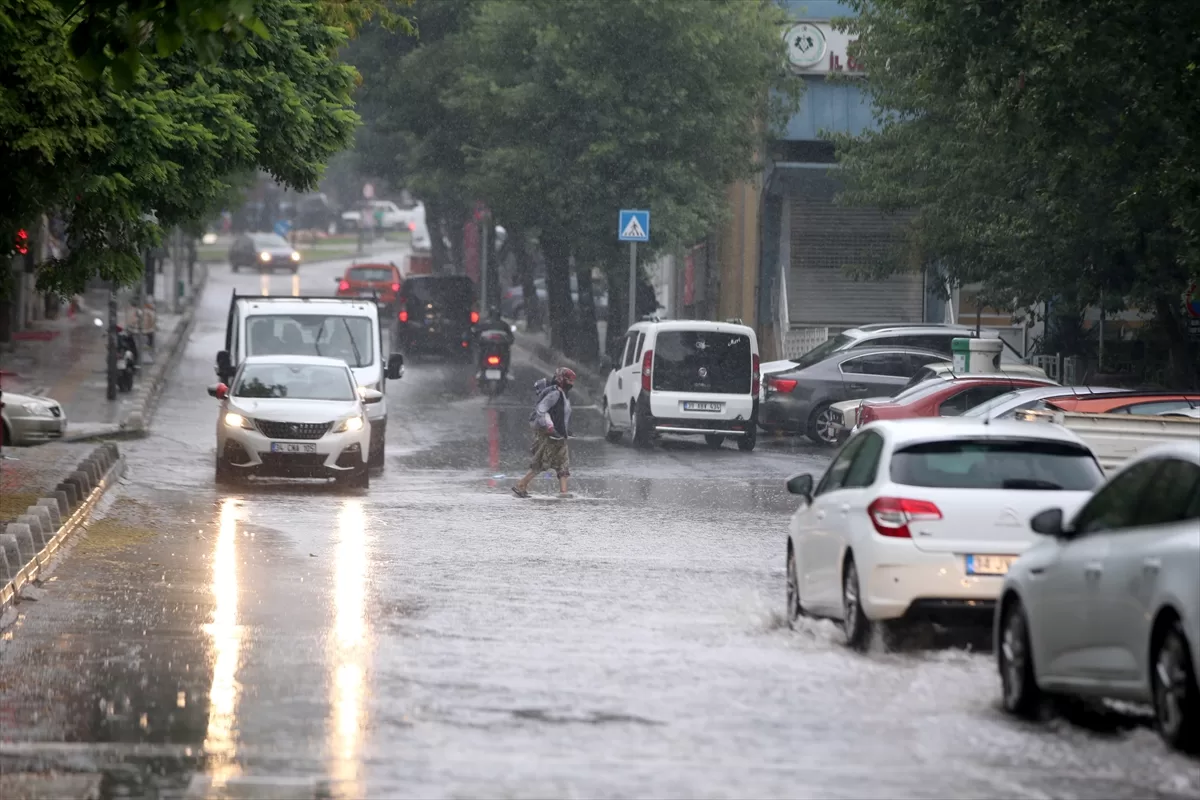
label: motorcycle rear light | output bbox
[391,282,400,292]
[867,497,942,539]
[470,311,480,324]
[462,341,469,348]
[398,310,408,322]
[486,355,501,365]
[338,280,350,292]
[641,349,653,392]
[771,378,798,393]
[752,354,761,396]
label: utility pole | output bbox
[627,241,638,329]
[479,213,488,314]
[106,281,118,401]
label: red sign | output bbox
[829,53,865,73]
[1186,282,1200,319]
[14,229,28,255]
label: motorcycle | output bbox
[94,318,140,393]
[476,329,513,398]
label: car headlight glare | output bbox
[335,414,364,433]
[290,251,301,262]
[22,402,55,417]
[224,412,252,429]
[259,251,271,262]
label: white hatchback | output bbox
[784,419,1105,649]
[209,356,379,489]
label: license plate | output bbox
[270,442,317,454]
[965,554,1017,575]
[683,401,723,412]
[485,369,502,379]
[358,290,375,298]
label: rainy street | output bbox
[2,249,1198,799]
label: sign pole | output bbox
[479,215,488,315]
[628,241,637,327]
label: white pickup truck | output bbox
[1014,408,1200,473]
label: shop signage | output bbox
[783,21,865,75]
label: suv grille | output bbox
[255,420,330,440]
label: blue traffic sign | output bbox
[274,219,292,237]
[618,209,650,242]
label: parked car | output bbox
[761,324,1025,386]
[335,262,402,312]
[229,232,301,273]
[339,200,422,232]
[602,320,760,451]
[1,391,66,446]
[784,419,1105,650]
[996,441,1200,753]
[961,385,1125,421]
[760,347,951,445]
[209,356,378,489]
[394,275,478,358]
[1041,391,1200,416]
[503,275,610,322]
[856,374,1058,427]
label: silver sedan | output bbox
[1,391,67,446]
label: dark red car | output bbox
[859,376,1056,425]
[335,262,402,310]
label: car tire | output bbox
[214,455,237,487]
[806,403,840,448]
[291,266,298,275]
[368,432,385,470]
[602,399,623,443]
[117,371,134,393]
[998,598,1042,718]
[704,433,724,449]
[737,424,757,452]
[1151,617,1200,754]
[786,542,805,628]
[2,419,16,448]
[841,557,872,652]
[341,464,370,491]
[631,403,653,449]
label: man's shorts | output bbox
[530,429,570,478]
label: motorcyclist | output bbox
[475,305,514,379]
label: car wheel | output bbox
[1151,618,1200,753]
[737,423,757,452]
[631,404,653,449]
[841,557,872,651]
[806,403,840,448]
[341,465,370,491]
[603,399,623,443]
[368,433,385,470]
[786,542,805,628]
[705,433,724,449]
[214,455,237,487]
[998,598,1042,718]
[2,419,16,448]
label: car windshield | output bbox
[788,333,853,370]
[349,267,394,282]
[233,363,356,401]
[652,331,752,394]
[245,314,374,368]
[890,439,1104,491]
[252,234,291,249]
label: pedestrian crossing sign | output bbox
[618,209,650,242]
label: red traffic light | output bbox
[14,229,28,255]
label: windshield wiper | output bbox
[341,317,364,367]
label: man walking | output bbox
[513,367,576,498]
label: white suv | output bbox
[602,321,760,451]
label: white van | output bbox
[602,320,760,451]
[216,293,404,469]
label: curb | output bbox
[62,264,209,443]
[513,333,606,400]
[0,442,126,610]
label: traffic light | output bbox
[14,229,28,256]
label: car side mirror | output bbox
[386,353,405,380]
[216,350,232,372]
[1030,508,1066,537]
[786,473,814,500]
[208,383,228,400]
[360,388,384,404]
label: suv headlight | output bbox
[259,251,271,262]
[224,412,253,429]
[334,414,364,433]
[23,403,55,417]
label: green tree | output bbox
[835,0,1200,385]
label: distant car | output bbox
[229,232,301,273]
[1,391,66,446]
[761,324,1026,386]
[996,441,1200,754]
[961,385,1125,421]
[209,355,378,489]
[784,419,1105,650]
[760,347,951,445]
[340,200,423,232]
[394,275,478,358]
[335,262,402,312]
[1043,392,1200,416]
[857,374,1058,427]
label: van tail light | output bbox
[641,349,653,392]
[486,355,501,366]
[391,282,401,292]
[398,310,408,322]
[770,377,798,394]
[338,280,350,292]
[752,354,761,396]
[470,310,480,324]
[867,497,942,538]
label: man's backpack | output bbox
[529,378,559,427]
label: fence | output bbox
[1032,353,1082,385]
[782,327,830,360]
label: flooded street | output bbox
[2,254,1198,799]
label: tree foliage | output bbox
[835,0,1200,383]
[2,0,362,295]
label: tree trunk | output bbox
[574,262,600,361]
[1153,293,1200,389]
[512,228,542,331]
[604,243,629,358]
[446,205,467,274]
[542,232,574,355]
[427,198,451,274]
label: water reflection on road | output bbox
[203,498,243,784]
[330,499,369,798]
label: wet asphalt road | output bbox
[2,253,1199,799]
